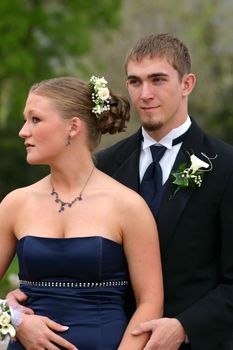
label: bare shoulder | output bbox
[98,170,149,213]
[0,177,48,210]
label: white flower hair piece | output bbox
[89,75,111,117]
[0,299,16,340]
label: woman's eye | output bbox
[32,116,40,124]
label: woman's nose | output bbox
[19,122,30,139]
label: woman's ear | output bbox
[69,117,82,137]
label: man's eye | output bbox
[32,116,40,124]
[152,77,166,84]
[128,79,140,86]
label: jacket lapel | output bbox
[112,129,142,192]
[157,120,205,254]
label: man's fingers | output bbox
[7,289,28,303]
[132,320,157,335]
[17,304,34,315]
[142,337,157,350]
[6,289,34,315]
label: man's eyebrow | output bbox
[148,72,168,78]
[127,75,140,80]
[127,72,168,80]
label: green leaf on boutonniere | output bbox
[170,152,217,198]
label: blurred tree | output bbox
[0,0,122,198]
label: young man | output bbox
[96,33,233,349]
[7,33,233,349]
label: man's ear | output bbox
[69,117,82,137]
[182,73,196,97]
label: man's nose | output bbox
[140,82,154,100]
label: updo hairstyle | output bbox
[29,77,130,151]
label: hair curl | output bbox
[29,77,130,151]
[97,92,130,135]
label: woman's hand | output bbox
[16,314,78,350]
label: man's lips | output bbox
[141,105,160,111]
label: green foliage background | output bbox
[0,0,122,199]
[0,0,232,297]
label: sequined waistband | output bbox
[19,279,129,288]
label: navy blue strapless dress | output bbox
[8,236,130,350]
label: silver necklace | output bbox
[50,166,95,213]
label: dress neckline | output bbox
[18,235,122,247]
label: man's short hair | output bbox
[124,33,191,80]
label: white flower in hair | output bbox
[98,87,110,100]
[89,75,111,116]
[95,77,107,86]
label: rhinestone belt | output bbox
[19,279,129,288]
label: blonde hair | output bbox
[30,77,130,151]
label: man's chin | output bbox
[142,121,163,132]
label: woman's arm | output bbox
[0,192,19,281]
[117,191,164,349]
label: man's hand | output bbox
[16,314,78,350]
[132,317,186,350]
[6,288,34,315]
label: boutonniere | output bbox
[171,152,217,197]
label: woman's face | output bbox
[19,92,70,165]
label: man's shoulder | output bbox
[192,118,233,158]
[94,129,141,173]
[96,129,141,160]
[204,132,233,157]
[202,133,233,181]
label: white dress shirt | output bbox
[139,116,192,184]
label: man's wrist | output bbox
[173,318,187,344]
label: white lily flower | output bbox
[189,154,209,173]
[1,323,16,337]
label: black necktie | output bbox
[140,131,189,216]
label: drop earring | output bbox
[66,135,71,146]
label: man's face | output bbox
[126,56,193,139]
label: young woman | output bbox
[0,76,163,350]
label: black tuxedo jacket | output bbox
[95,120,233,350]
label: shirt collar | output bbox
[141,116,191,150]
